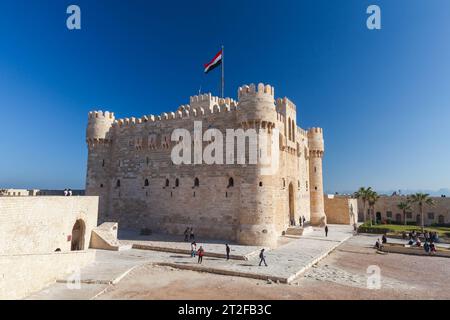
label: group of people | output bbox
[63,189,73,196]
[374,234,388,250]
[402,230,440,243]
[183,227,195,242]
[405,230,438,254]
[290,216,307,227]
[188,242,268,267]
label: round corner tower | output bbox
[235,83,278,248]
[307,127,327,226]
[86,110,115,221]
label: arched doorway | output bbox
[71,219,86,251]
[376,212,382,223]
[288,183,295,226]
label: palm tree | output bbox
[410,193,435,233]
[353,187,372,223]
[397,200,411,225]
[367,190,380,226]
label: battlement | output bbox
[88,110,115,120]
[238,83,274,100]
[308,127,323,135]
[276,97,296,112]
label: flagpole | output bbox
[221,45,224,98]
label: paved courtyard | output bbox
[27,224,352,299]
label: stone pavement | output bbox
[118,229,263,260]
[27,224,353,299]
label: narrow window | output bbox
[259,181,263,187]
[144,179,149,187]
[116,180,121,188]
[175,178,179,187]
[228,177,234,188]
[165,179,169,187]
[194,177,199,187]
[100,184,104,188]
[102,159,105,167]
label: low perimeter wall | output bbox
[0,250,96,300]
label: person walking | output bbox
[183,228,189,242]
[258,249,268,267]
[191,241,197,257]
[302,216,306,226]
[68,189,73,196]
[197,246,204,264]
[325,225,329,237]
[189,228,195,241]
[225,244,230,260]
[64,189,68,196]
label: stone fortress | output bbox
[86,83,327,247]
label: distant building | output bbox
[0,189,85,196]
[357,195,450,225]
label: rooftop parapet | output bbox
[86,110,115,143]
[238,83,274,100]
[307,127,324,153]
[276,97,297,113]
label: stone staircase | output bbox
[90,222,131,251]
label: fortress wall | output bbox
[0,197,98,255]
[324,195,358,225]
[0,250,95,300]
[89,103,243,240]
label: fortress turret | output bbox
[86,110,115,145]
[308,127,327,226]
[237,83,277,127]
[85,110,115,221]
[235,83,278,248]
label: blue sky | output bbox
[0,0,449,193]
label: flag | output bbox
[204,49,223,74]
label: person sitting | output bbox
[375,239,383,251]
[382,234,387,244]
[416,238,422,247]
[408,239,414,245]
[424,241,430,254]
[430,242,436,254]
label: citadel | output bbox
[86,83,327,247]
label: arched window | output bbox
[194,177,199,187]
[175,178,179,187]
[100,184,104,188]
[298,180,300,189]
[116,180,121,188]
[292,120,295,141]
[102,159,105,167]
[306,181,309,191]
[288,118,292,141]
[259,181,263,187]
[144,179,149,187]
[228,177,234,188]
[165,179,169,187]
[282,178,286,188]
[438,215,445,224]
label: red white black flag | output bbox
[204,49,223,74]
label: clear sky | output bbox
[1,0,449,194]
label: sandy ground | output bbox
[97,235,450,300]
